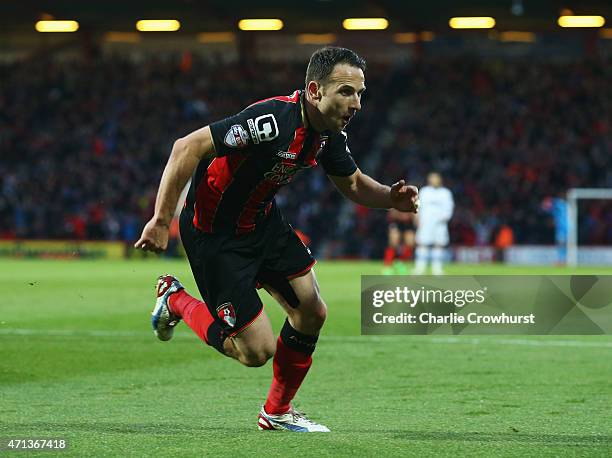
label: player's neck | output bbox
[302,96,327,133]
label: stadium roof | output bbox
[2,0,611,33]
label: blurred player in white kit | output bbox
[414,172,454,275]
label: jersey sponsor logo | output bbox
[246,118,260,144]
[276,150,297,160]
[264,161,310,185]
[216,302,236,328]
[251,114,278,142]
[223,124,250,149]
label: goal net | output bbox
[567,188,612,267]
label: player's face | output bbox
[319,64,366,133]
[428,173,442,187]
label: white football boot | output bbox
[258,406,330,432]
[151,274,184,341]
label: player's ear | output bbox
[307,80,322,102]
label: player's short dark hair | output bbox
[305,47,366,87]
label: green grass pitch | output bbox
[1,259,611,456]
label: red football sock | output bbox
[169,290,215,345]
[400,245,413,260]
[384,246,395,265]
[264,337,312,414]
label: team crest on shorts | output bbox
[216,302,236,328]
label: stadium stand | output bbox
[1,53,610,257]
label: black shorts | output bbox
[389,221,416,232]
[179,203,315,337]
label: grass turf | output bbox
[1,259,611,457]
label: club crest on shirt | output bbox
[224,124,249,149]
[216,302,236,328]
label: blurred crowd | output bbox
[352,56,612,256]
[0,52,610,257]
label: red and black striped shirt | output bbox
[185,90,357,234]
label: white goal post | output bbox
[567,188,612,267]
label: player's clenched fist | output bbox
[390,179,419,213]
[134,219,169,253]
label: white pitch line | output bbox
[0,328,611,348]
[0,328,151,338]
[369,336,612,348]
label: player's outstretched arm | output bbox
[135,126,216,252]
[329,169,419,213]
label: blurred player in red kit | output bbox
[383,208,416,275]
